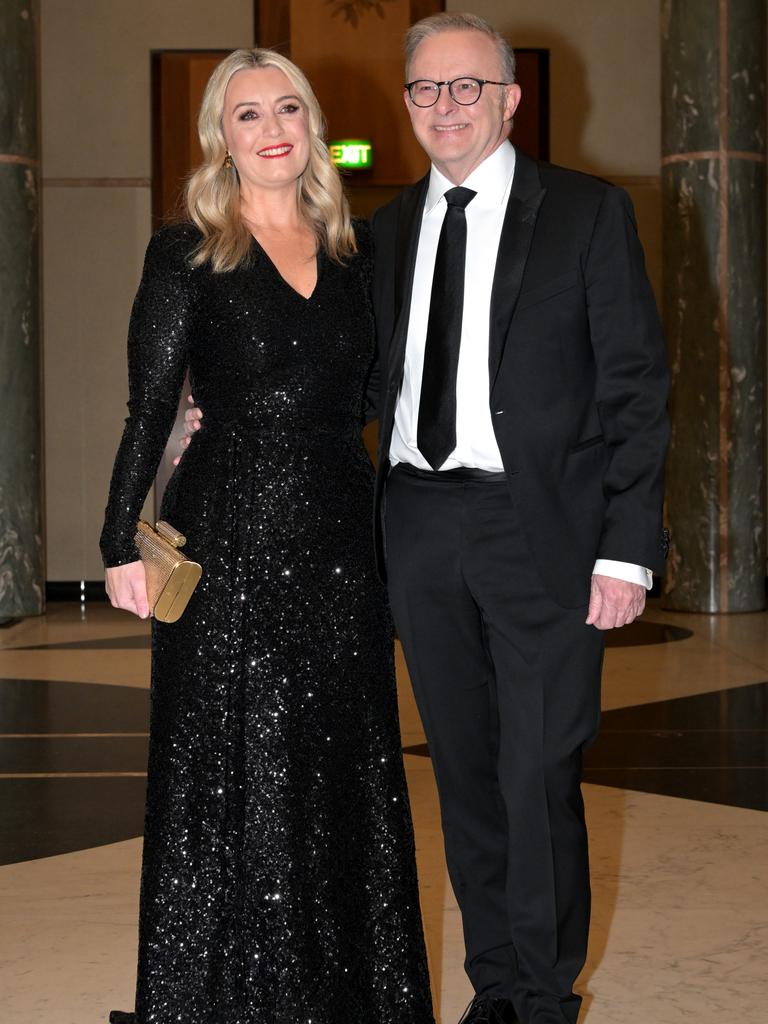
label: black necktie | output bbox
[417,186,477,470]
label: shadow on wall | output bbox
[501,21,605,178]
[501,21,665,330]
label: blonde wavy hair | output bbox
[186,48,356,272]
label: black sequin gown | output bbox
[100,223,434,1024]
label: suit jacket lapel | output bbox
[489,149,546,391]
[388,175,429,388]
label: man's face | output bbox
[404,29,521,185]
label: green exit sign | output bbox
[329,139,373,170]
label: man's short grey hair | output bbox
[404,12,516,84]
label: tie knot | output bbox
[444,186,476,210]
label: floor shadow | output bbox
[577,784,627,1019]
[405,756,447,1021]
[396,639,447,1020]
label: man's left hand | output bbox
[586,574,646,630]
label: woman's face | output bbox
[222,66,311,195]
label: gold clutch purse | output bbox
[134,520,203,623]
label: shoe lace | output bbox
[457,995,513,1024]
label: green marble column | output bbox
[0,0,43,619]
[661,0,766,612]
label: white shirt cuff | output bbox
[592,559,653,590]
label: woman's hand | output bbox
[105,561,151,619]
[173,394,203,466]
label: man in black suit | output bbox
[367,12,669,1024]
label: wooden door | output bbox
[151,50,231,226]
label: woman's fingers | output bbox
[131,569,150,619]
[105,561,150,619]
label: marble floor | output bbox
[1,600,766,1023]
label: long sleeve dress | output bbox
[100,222,434,1024]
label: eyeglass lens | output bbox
[409,78,483,106]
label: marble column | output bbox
[0,0,44,619]
[661,0,766,612]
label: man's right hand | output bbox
[105,561,150,619]
[173,394,203,466]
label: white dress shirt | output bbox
[389,141,652,590]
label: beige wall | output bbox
[41,0,664,582]
[462,0,661,175]
[454,0,663,296]
[41,0,253,581]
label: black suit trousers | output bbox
[385,466,605,1024]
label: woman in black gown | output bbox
[101,48,433,1024]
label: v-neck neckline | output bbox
[250,235,321,303]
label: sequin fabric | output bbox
[100,223,434,1024]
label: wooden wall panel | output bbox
[151,51,230,225]
[289,0,433,186]
[151,51,229,502]
[254,0,291,52]
[256,4,546,188]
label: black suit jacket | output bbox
[367,147,669,608]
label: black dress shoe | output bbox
[458,995,519,1023]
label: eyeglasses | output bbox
[404,77,511,107]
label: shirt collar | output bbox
[424,141,516,215]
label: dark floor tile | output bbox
[597,682,768,731]
[604,620,693,647]
[0,681,152,862]
[0,736,149,773]
[404,682,768,811]
[4,674,765,867]
[0,678,149,733]
[0,777,147,866]
[586,729,767,769]
[583,767,768,812]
